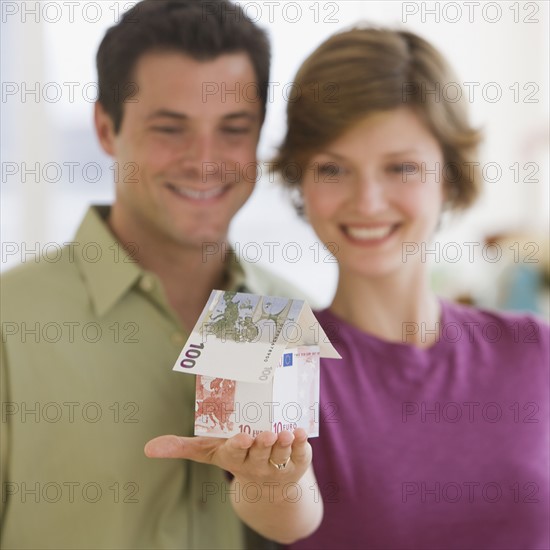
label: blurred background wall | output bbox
[1,1,548,317]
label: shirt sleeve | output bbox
[0,336,10,528]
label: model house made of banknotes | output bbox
[173,290,341,438]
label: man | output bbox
[0,1,316,548]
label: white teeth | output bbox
[345,226,393,240]
[169,184,227,200]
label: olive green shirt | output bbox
[0,206,308,549]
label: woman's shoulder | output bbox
[440,299,549,351]
[312,301,550,355]
[441,298,548,329]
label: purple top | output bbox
[290,300,549,550]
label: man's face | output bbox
[96,51,262,249]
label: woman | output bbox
[273,27,549,549]
[146,26,548,549]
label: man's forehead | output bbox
[125,51,261,120]
[134,50,258,84]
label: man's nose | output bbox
[196,133,219,162]
[181,133,220,179]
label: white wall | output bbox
[1,1,548,309]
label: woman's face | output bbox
[301,107,445,279]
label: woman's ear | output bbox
[94,101,116,156]
[291,185,307,222]
[441,177,458,211]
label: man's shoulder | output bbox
[2,249,83,312]
[3,246,78,282]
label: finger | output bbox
[144,435,192,459]
[244,431,277,467]
[227,432,255,451]
[221,432,255,468]
[289,428,311,466]
[269,431,294,469]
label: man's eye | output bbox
[222,127,250,135]
[152,127,183,134]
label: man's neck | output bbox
[107,206,230,332]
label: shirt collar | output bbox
[74,205,248,318]
[74,205,143,317]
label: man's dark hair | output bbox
[96,0,271,133]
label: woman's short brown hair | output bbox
[273,26,482,213]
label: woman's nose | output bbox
[352,175,388,215]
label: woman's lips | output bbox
[341,223,401,244]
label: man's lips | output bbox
[165,183,232,201]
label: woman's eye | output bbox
[388,163,418,177]
[318,163,344,177]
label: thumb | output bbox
[144,435,189,459]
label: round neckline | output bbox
[316,298,449,357]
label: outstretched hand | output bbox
[145,429,321,543]
[144,429,311,484]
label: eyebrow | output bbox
[320,148,423,160]
[146,110,188,121]
[146,110,258,122]
[321,150,347,160]
[222,111,258,122]
[383,149,423,157]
